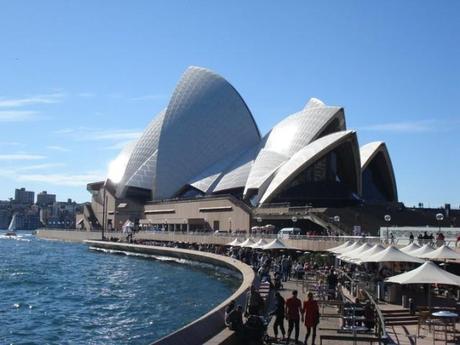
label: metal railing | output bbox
[337,269,389,341]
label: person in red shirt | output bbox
[285,290,302,344]
[302,292,320,345]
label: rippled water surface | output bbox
[0,231,238,345]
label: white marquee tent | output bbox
[333,241,361,255]
[421,245,460,260]
[339,243,373,262]
[250,239,268,249]
[386,261,460,286]
[262,239,287,250]
[238,238,255,247]
[399,242,421,254]
[361,245,424,264]
[326,241,353,254]
[226,238,241,246]
[408,244,435,258]
[354,244,385,263]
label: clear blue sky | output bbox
[0,1,459,206]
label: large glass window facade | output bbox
[362,152,395,202]
[271,143,359,206]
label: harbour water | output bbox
[0,231,238,345]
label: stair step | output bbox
[385,321,418,326]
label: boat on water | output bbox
[5,213,17,237]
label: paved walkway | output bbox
[265,278,380,345]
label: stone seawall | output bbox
[85,241,255,345]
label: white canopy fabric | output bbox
[238,238,255,247]
[422,245,460,260]
[386,261,460,286]
[327,240,353,253]
[227,238,241,246]
[399,242,421,254]
[409,244,435,258]
[333,241,361,255]
[362,245,424,263]
[354,244,385,263]
[262,239,287,250]
[250,239,268,249]
[339,243,373,262]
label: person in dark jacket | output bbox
[270,292,286,340]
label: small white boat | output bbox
[5,213,17,237]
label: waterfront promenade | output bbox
[36,229,380,251]
[36,230,460,344]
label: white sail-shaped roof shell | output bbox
[116,66,260,199]
[244,102,345,195]
[105,66,399,208]
[360,141,398,202]
[116,110,166,196]
[259,130,361,204]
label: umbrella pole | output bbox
[428,284,432,313]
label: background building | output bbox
[14,188,34,205]
[37,191,56,207]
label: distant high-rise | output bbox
[14,188,35,205]
[37,191,56,207]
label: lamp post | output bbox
[384,214,391,244]
[333,215,340,236]
[228,217,232,233]
[101,179,108,240]
[436,213,444,232]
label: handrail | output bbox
[362,289,388,341]
[337,269,388,341]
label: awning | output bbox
[326,240,353,254]
[386,261,460,286]
[421,245,460,260]
[361,245,424,263]
[262,239,287,250]
[408,244,435,258]
[399,242,421,254]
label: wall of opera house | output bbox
[140,196,251,232]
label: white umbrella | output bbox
[421,245,460,260]
[334,241,361,255]
[339,243,373,262]
[326,240,353,253]
[386,261,460,311]
[226,238,241,246]
[353,244,385,264]
[408,244,435,258]
[262,239,287,250]
[399,242,421,254]
[386,261,460,286]
[239,238,255,247]
[361,245,424,263]
[250,239,268,249]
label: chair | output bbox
[417,310,433,336]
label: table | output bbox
[432,311,458,344]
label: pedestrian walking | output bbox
[302,292,320,345]
[285,290,302,344]
[270,292,286,341]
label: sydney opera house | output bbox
[78,66,398,233]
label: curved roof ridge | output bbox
[259,130,361,204]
